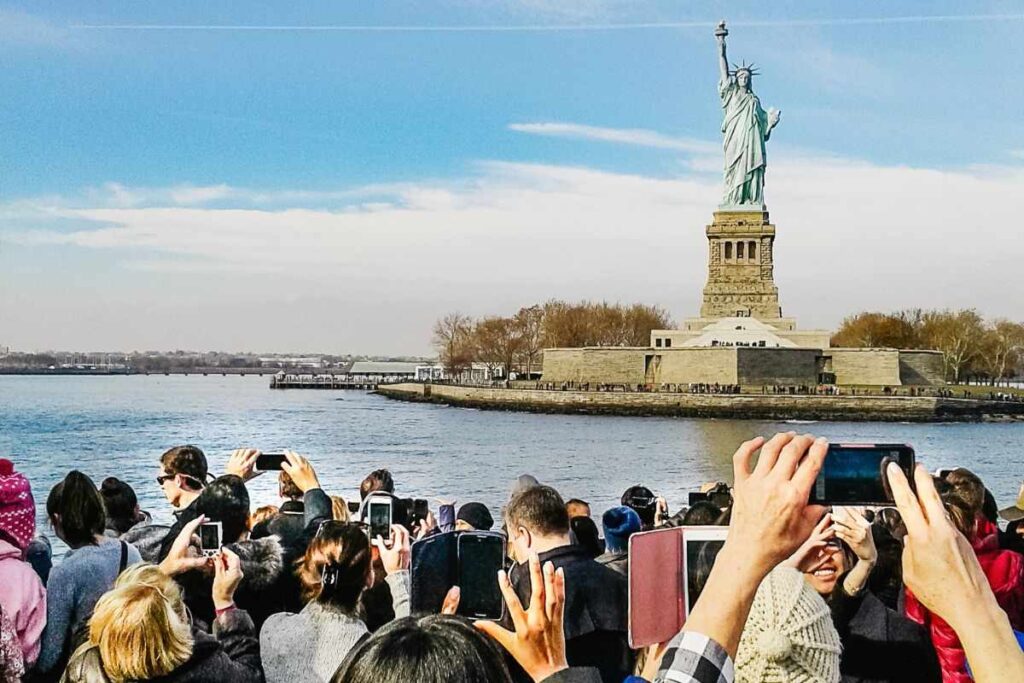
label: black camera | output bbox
[687,482,732,510]
[394,498,430,528]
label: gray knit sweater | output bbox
[259,571,410,683]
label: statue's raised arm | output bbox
[715,21,730,84]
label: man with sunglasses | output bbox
[156,445,210,512]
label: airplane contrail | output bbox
[73,14,1024,32]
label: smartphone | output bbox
[199,522,222,556]
[456,532,507,620]
[255,453,287,472]
[810,443,916,505]
[411,532,459,614]
[368,498,393,540]
[628,526,729,649]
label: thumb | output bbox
[474,620,515,652]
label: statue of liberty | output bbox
[715,21,780,209]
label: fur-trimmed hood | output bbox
[227,535,285,591]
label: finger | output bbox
[441,586,461,615]
[282,451,300,472]
[733,436,767,483]
[753,432,796,476]
[813,512,833,536]
[220,545,240,568]
[772,433,815,481]
[542,561,557,622]
[475,619,515,652]
[913,464,946,526]
[180,515,206,539]
[527,553,545,615]
[792,437,829,496]
[887,462,926,537]
[551,566,566,637]
[497,569,526,631]
[373,535,387,552]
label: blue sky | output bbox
[2,1,1023,354]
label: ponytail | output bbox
[47,471,106,547]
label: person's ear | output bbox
[517,525,532,549]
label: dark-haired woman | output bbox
[259,522,412,683]
[36,471,141,676]
[788,508,940,683]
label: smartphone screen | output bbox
[682,528,728,613]
[810,443,915,505]
[199,522,222,553]
[368,500,392,539]
[456,533,506,620]
[255,453,288,471]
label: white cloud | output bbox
[3,127,1024,352]
[510,122,715,154]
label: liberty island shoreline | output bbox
[376,383,1024,423]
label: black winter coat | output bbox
[830,582,941,683]
[507,545,631,683]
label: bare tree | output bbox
[978,320,1024,385]
[432,312,473,380]
[471,317,523,380]
[920,309,986,383]
[514,305,544,378]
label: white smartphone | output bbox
[199,522,222,556]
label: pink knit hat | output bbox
[0,459,36,550]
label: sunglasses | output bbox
[156,474,203,489]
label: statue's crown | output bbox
[729,60,760,77]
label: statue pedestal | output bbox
[699,210,782,320]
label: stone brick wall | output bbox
[737,348,819,385]
[541,348,647,384]
[828,348,902,386]
[658,348,739,384]
[899,350,946,386]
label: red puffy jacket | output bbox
[904,517,1024,683]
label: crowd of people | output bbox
[1,434,1023,683]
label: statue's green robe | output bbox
[719,76,768,207]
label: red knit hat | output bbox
[0,459,36,550]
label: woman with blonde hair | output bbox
[62,517,263,683]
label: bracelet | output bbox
[215,603,236,618]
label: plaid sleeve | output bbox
[654,630,734,683]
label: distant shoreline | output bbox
[376,383,1024,423]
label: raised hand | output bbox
[832,506,876,563]
[158,515,211,577]
[476,554,568,683]
[375,524,411,575]
[683,432,827,657]
[212,546,244,611]
[224,448,261,482]
[887,462,1024,682]
[281,450,321,493]
[730,433,828,572]
[784,511,833,570]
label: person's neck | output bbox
[528,533,573,556]
[175,490,200,511]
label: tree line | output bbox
[432,301,674,379]
[831,309,1024,384]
